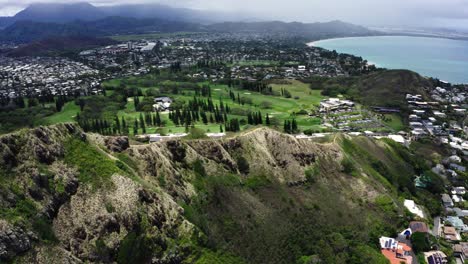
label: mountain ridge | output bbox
[0,123,431,263]
[0,2,377,43]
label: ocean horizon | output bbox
[309,36,468,84]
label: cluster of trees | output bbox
[284,119,298,134]
[222,78,274,95]
[280,88,292,98]
[0,91,74,111]
[168,96,232,128]
[77,114,122,135]
[240,81,274,95]
[247,111,263,125]
[194,85,212,97]
[225,118,241,132]
[54,96,69,112]
[227,90,254,106]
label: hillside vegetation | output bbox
[0,124,444,263]
[309,69,433,109]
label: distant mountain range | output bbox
[0,2,253,26]
[0,2,378,43]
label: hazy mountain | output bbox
[0,17,206,42]
[100,3,238,24]
[0,2,376,43]
[0,20,102,43]
[13,2,106,23]
[207,20,376,38]
[0,2,248,26]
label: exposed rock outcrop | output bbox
[104,136,129,153]
[0,221,32,261]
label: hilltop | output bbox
[315,69,434,109]
[0,124,443,263]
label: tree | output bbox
[139,113,146,134]
[411,232,430,253]
[292,119,298,132]
[155,111,161,127]
[55,97,64,112]
[77,98,86,111]
[114,116,121,134]
[28,98,39,108]
[266,113,271,126]
[133,120,138,135]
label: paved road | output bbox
[433,216,441,238]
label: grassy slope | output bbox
[352,69,433,108]
[41,102,79,125]
[172,132,440,264]
[0,125,445,263]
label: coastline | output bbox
[306,35,468,84]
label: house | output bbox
[442,226,460,242]
[409,221,429,233]
[450,164,466,172]
[446,216,468,232]
[319,98,355,113]
[423,250,448,264]
[453,242,468,263]
[380,237,413,264]
[433,111,447,118]
[452,187,466,195]
[388,134,406,145]
[404,200,425,218]
[153,97,173,111]
[442,194,454,208]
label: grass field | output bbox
[382,114,405,131]
[41,102,79,125]
[100,78,326,135]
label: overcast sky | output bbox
[0,0,467,29]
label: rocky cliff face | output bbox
[0,124,405,263]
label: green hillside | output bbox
[0,124,444,263]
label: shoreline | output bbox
[306,35,468,84]
[307,34,468,47]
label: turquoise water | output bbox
[311,36,468,84]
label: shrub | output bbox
[305,165,319,183]
[32,217,58,243]
[236,156,250,174]
[244,174,270,190]
[117,232,152,264]
[186,127,208,140]
[341,158,355,174]
[193,159,207,177]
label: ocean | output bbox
[310,36,468,84]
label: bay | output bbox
[310,36,468,84]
